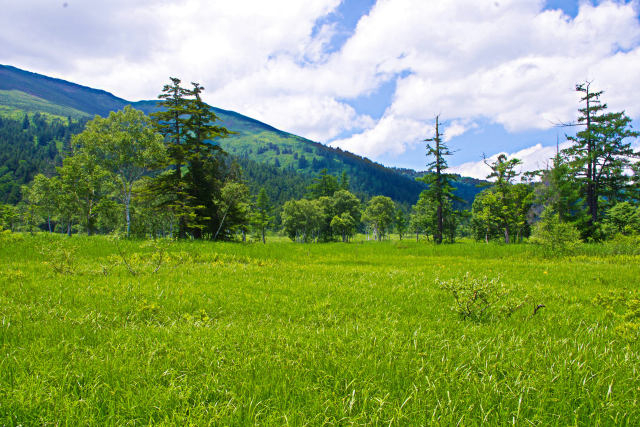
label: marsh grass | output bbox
[1,233,639,424]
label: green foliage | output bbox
[251,187,273,243]
[282,188,362,243]
[438,273,529,322]
[362,196,395,241]
[530,206,581,255]
[394,208,407,240]
[593,290,640,342]
[409,192,434,241]
[216,181,251,241]
[471,155,533,243]
[330,212,357,242]
[562,83,639,234]
[602,201,640,237]
[417,116,458,243]
[281,198,323,242]
[72,106,167,236]
[0,203,19,231]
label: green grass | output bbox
[0,90,90,120]
[1,233,639,425]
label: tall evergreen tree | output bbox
[149,78,192,237]
[563,82,639,233]
[418,116,457,244]
[149,78,231,239]
[182,82,230,238]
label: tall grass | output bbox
[1,233,638,424]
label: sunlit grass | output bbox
[1,233,638,424]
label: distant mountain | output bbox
[0,64,485,207]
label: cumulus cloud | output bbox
[450,141,572,180]
[444,121,477,143]
[1,0,639,168]
[329,115,430,157]
[328,0,640,161]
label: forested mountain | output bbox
[0,64,484,207]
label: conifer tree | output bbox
[149,78,231,239]
[418,116,457,244]
[308,169,340,198]
[149,78,192,237]
[252,187,273,244]
[340,170,350,191]
[563,82,639,232]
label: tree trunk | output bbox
[585,86,598,226]
[125,189,131,238]
[504,225,510,244]
[436,203,443,244]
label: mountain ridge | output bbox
[0,64,485,207]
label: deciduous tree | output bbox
[72,106,166,236]
[362,196,395,241]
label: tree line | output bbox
[0,81,639,244]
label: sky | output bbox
[1,0,639,178]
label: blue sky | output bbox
[1,0,639,178]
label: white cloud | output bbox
[450,141,574,179]
[329,0,640,158]
[1,0,639,169]
[444,120,477,143]
[236,94,374,142]
[329,115,430,157]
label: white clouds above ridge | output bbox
[1,0,639,171]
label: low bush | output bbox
[438,272,529,322]
[530,207,581,255]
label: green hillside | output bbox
[0,65,129,116]
[0,90,89,120]
[0,64,485,206]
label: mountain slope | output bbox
[0,64,485,206]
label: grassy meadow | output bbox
[1,233,639,425]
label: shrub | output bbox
[593,290,640,341]
[40,240,77,275]
[603,202,640,237]
[530,207,581,255]
[438,273,529,322]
